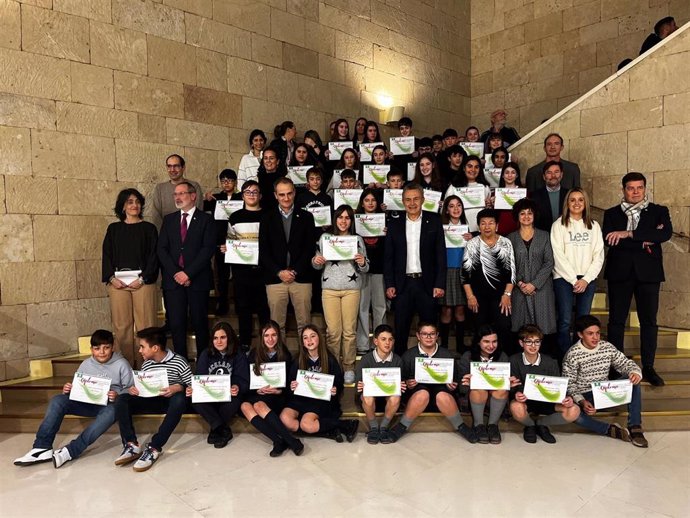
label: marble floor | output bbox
[1,430,689,517]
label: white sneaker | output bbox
[114,442,142,466]
[344,370,355,384]
[52,447,72,469]
[133,444,160,472]
[13,448,53,466]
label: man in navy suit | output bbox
[157,181,216,359]
[259,177,316,340]
[603,172,673,386]
[384,183,447,355]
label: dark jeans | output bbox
[193,399,241,431]
[554,278,596,354]
[33,394,116,458]
[607,280,660,367]
[233,269,270,346]
[574,383,642,434]
[214,249,231,304]
[116,392,189,452]
[164,288,209,359]
[393,277,436,356]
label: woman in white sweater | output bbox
[550,188,604,355]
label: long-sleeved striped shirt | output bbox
[562,340,641,404]
[141,350,193,387]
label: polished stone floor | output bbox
[1,430,689,517]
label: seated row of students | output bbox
[14,314,647,472]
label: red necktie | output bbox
[178,212,188,267]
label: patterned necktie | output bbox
[178,212,188,267]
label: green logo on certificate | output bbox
[305,377,328,397]
[76,374,105,403]
[479,369,505,389]
[461,192,483,205]
[372,375,397,394]
[422,364,449,383]
[446,233,464,246]
[601,387,628,404]
[197,380,226,400]
[535,381,561,402]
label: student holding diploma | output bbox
[114,327,192,472]
[389,322,474,443]
[281,325,359,443]
[439,195,471,352]
[445,155,493,233]
[192,322,249,449]
[355,324,405,445]
[509,325,579,444]
[459,325,515,445]
[14,330,133,469]
[241,321,304,457]
[562,315,648,448]
[312,205,369,385]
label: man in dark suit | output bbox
[384,183,447,355]
[259,177,315,340]
[532,161,568,232]
[157,181,216,359]
[603,172,673,386]
[525,133,581,192]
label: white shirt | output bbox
[180,207,196,228]
[373,349,394,363]
[405,214,422,274]
[522,352,541,366]
[417,343,439,357]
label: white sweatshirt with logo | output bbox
[550,217,604,284]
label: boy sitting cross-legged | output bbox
[355,324,406,445]
[14,330,133,469]
[562,315,648,448]
[114,327,193,472]
[509,324,580,444]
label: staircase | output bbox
[2,292,689,434]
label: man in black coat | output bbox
[603,172,673,386]
[532,161,568,232]
[525,133,581,193]
[259,177,316,339]
[157,181,216,359]
[384,183,447,355]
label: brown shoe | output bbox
[628,425,648,448]
[607,423,631,442]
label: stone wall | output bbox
[470,0,690,136]
[509,26,690,329]
[0,0,471,381]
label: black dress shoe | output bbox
[269,440,288,457]
[642,366,665,387]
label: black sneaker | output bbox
[474,424,489,444]
[343,420,359,443]
[642,366,665,387]
[457,423,478,444]
[487,424,502,444]
[269,440,288,457]
[214,427,233,449]
[367,427,380,445]
[523,425,537,444]
[207,428,221,445]
[536,425,556,444]
[379,428,393,444]
[388,423,407,443]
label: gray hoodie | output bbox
[77,351,134,394]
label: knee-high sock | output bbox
[439,322,450,349]
[488,396,508,425]
[264,411,301,449]
[537,412,568,427]
[455,321,466,351]
[470,401,486,426]
[514,413,535,426]
[250,416,282,445]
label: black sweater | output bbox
[102,221,159,283]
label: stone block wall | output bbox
[0,0,471,381]
[510,26,690,329]
[470,0,690,136]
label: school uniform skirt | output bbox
[285,395,342,419]
[244,391,287,413]
[439,267,466,306]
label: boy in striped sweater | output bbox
[114,327,193,471]
[562,315,648,448]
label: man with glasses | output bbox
[148,154,204,230]
[203,169,242,315]
[384,183,446,356]
[157,182,216,360]
[226,181,270,350]
[259,178,316,341]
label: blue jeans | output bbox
[574,383,642,434]
[553,277,596,354]
[33,394,116,458]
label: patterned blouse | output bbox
[462,236,516,294]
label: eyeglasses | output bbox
[419,332,438,338]
[243,190,260,196]
[522,339,542,346]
